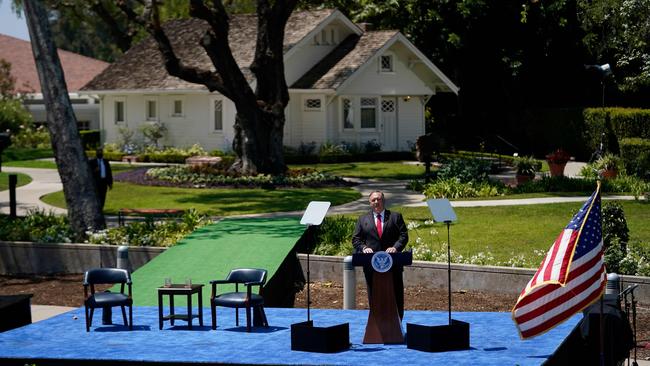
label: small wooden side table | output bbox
[157,284,204,330]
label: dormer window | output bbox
[313,27,337,46]
[380,55,393,73]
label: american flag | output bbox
[512,184,606,339]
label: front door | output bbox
[381,97,397,151]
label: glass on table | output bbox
[164,277,172,288]
[185,278,192,288]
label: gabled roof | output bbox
[0,33,109,94]
[293,31,459,94]
[82,9,336,92]
[291,31,398,90]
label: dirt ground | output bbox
[1,274,648,360]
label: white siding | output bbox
[100,93,235,152]
[338,46,434,96]
[285,23,357,86]
[296,94,327,145]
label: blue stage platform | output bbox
[0,307,579,365]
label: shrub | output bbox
[10,124,50,148]
[514,156,540,176]
[0,209,73,243]
[140,122,167,147]
[312,215,356,256]
[423,178,505,199]
[619,138,650,179]
[0,99,32,134]
[79,130,100,150]
[436,157,492,183]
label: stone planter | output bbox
[547,161,567,177]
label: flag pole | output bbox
[446,220,452,325]
[595,179,605,366]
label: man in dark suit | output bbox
[89,148,113,210]
[352,190,409,319]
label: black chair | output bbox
[210,268,269,332]
[83,268,133,332]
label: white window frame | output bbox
[341,97,354,130]
[211,98,224,133]
[303,96,323,112]
[171,97,184,118]
[144,97,158,121]
[360,97,378,130]
[114,97,126,124]
[379,53,395,73]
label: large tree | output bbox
[23,0,105,239]
[112,0,295,175]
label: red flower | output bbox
[545,149,570,164]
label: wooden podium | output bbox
[352,252,412,344]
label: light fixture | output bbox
[403,95,411,102]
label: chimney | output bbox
[357,23,374,32]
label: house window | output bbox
[172,99,183,117]
[380,55,393,72]
[213,99,223,131]
[77,120,90,130]
[381,99,395,112]
[114,100,125,124]
[304,98,322,111]
[321,29,329,45]
[342,98,353,129]
[330,28,337,44]
[145,99,157,121]
[360,97,377,129]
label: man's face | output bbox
[369,192,384,214]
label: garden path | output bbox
[0,161,642,217]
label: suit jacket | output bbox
[89,158,113,187]
[352,209,408,254]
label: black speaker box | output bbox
[290,320,350,353]
[406,319,470,352]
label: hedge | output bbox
[584,108,650,154]
[285,151,415,164]
[620,138,650,179]
[79,130,100,150]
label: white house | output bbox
[81,9,458,152]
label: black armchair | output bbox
[83,268,133,332]
[210,268,269,332]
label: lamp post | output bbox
[585,63,612,107]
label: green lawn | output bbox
[290,161,426,180]
[399,200,650,264]
[0,172,31,190]
[42,182,362,216]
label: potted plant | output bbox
[545,149,571,177]
[514,156,538,185]
[594,153,621,179]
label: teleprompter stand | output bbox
[291,201,350,353]
[406,198,470,352]
[352,251,412,344]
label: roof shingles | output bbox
[0,34,108,93]
[291,30,397,89]
[82,9,335,91]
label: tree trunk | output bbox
[230,108,286,175]
[24,0,105,239]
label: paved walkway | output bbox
[0,161,642,217]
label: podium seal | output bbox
[371,251,393,273]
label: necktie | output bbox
[99,159,106,179]
[376,214,382,238]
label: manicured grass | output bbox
[289,161,426,180]
[4,160,57,169]
[41,183,362,216]
[0,172,31,190]
[3,148,53,162]
[399,200,650,264]
[5,159,138,173]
